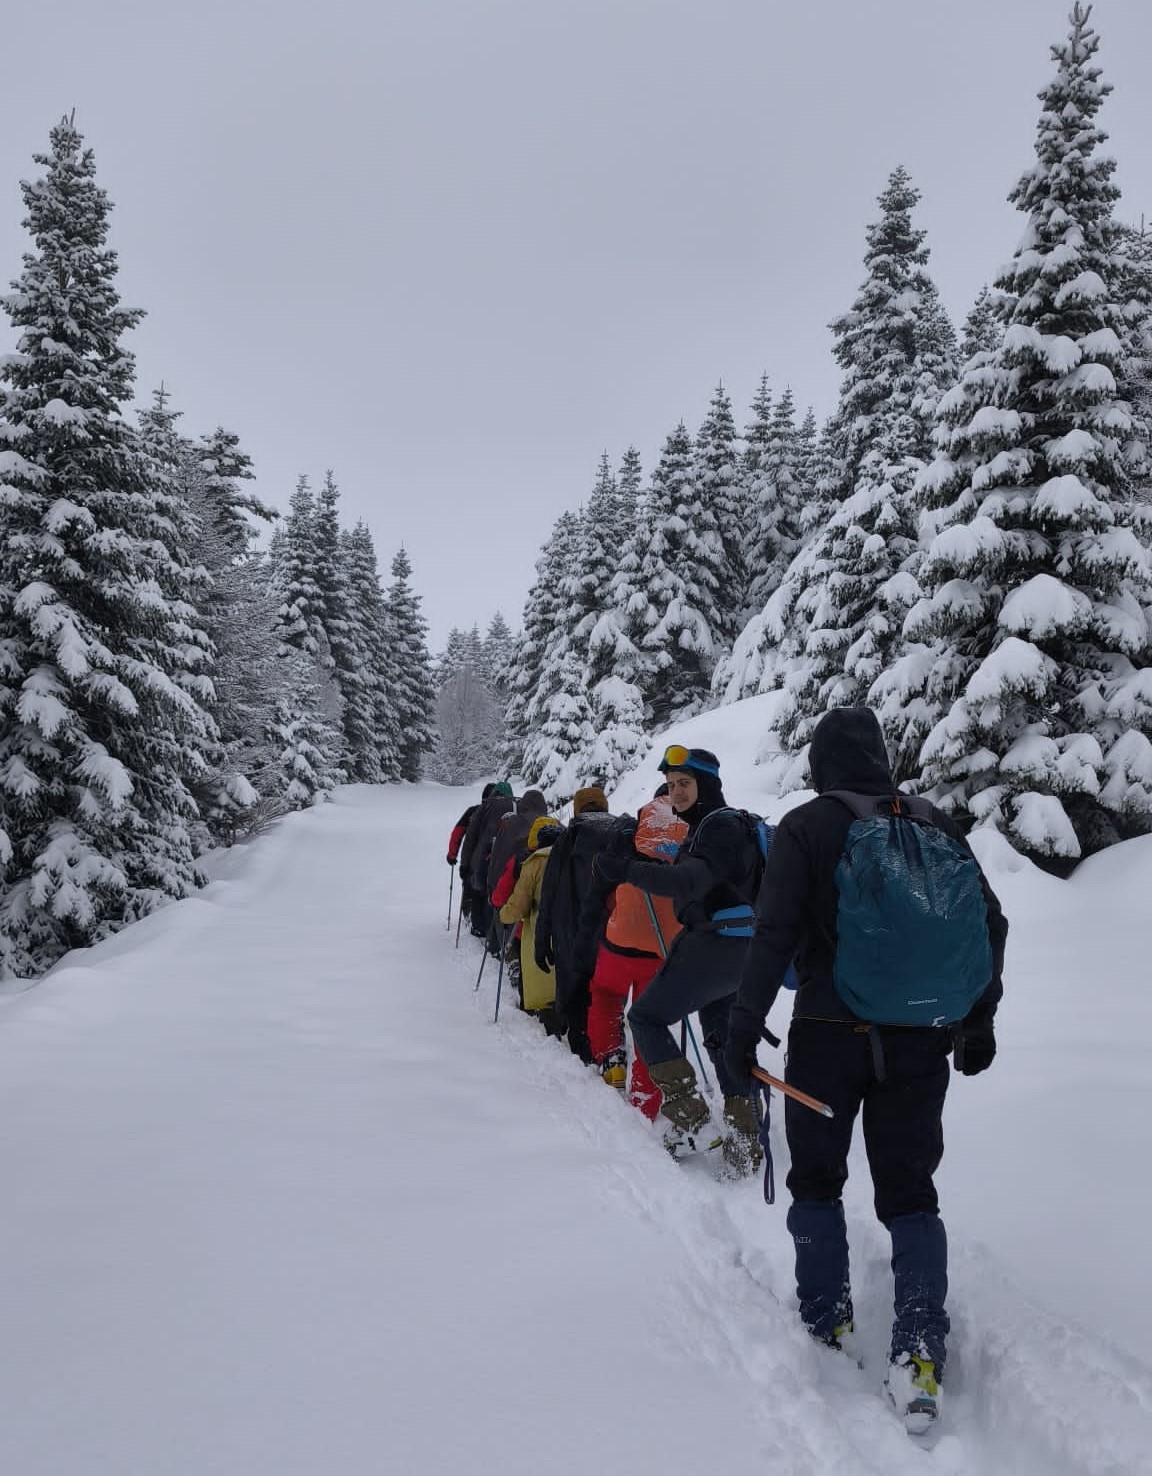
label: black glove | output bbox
[954,1013,996,1076]
[535,939,555,973]
[446,856,457,867]
[592,851,633,887]
[723,1010,765,1096]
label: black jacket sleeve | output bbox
[535,826,571,970]
[730,812,812,1032]
[625,810,743,907]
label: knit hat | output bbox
[491,781,513,798]
[528,816,562,850]
[481,781,496,800]
[573,786,608,815]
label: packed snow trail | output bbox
[0,785,1147,1475]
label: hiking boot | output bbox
[649,1057,711,1144]
[719,1094,763,1176]
[885,1354,940,1435]
[600,1048,627,1090]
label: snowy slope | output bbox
[0,779,1148,1474]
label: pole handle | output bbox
[750,1065,834,1119]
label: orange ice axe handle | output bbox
[750,1065,835,1119]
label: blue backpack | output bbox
[826,792,993,1027]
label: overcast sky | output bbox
[2,0,1151,647]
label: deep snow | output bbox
[0,767,1149,1474]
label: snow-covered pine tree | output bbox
[344,521,401,781]
[616,446,643,532]
[566,456,648,787]
[502,510,580,775]
[722,167,954,758]
[436,628,470,689]
[693,384,745,644]
[745,386,806,616]
[521,646,597,803]
[0,118,216,973]
[315,473,380,782]
[481,611,515,695]
[275,476,328,660]
[428,620,505,785]
[268,475,348,798]
[608,420,728,726]
[960,286,1004,362]
[384,547,436,782]
[894,4,1152,860]
[136,387,261,840]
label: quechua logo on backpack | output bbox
[827,792,993,1026]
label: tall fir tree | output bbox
[344,521,401,781]
[384,547,436,782]
[608,421,728,726]
[616,446,643,531]
[960,285,1004,362]
[481,610,515,694]
[745,386,807,616]
[275,476,328,660]
[0,118,216,972]
[693,383,745,643]
[316,473,379,782]
[723,168,955,758]
[885,5,1152,859]
[503,511,580,774]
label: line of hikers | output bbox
[445,708,1008,1436]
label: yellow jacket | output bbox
[499,847,557,1012]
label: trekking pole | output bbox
[447,865,455,931]
[474,941,489,991]
[493,924,510,1024]
[641,891,713,1094]
[454,894,465,949]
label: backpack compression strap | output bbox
[822,790,934,823]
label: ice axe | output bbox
[751,1026,834,1118]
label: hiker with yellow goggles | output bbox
[590,743,765,1173]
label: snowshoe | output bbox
[885,1354,940,1435]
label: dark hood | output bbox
[678,771,727,831]
[808,708,894,795]
[516,789,548,817]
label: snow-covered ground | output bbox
[0,765,1149,1473]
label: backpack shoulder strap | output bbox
[822,790,886,821]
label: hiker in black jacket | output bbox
[447,783,495,923]
[460,782,515,943]
[592,746,763,1172]
[534,786,615,1062]
[724,707,1008,1430]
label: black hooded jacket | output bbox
[486,790,549,895]
[732,707,1008,1030]
[534,811,620,1002]
[462,792,516,893]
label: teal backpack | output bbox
[827,792,992,1026]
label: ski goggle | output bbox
[658,745,720,777]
